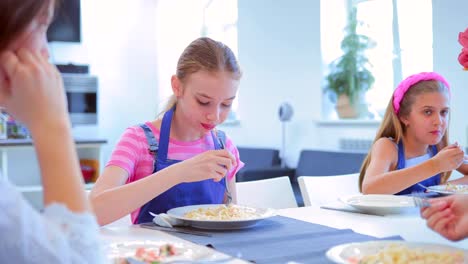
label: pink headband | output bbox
[393,72,450,115]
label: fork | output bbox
[417,183,431,192]
[411,192,431,208]
[214,129,232,205]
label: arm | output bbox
[363,140,464,194]
[90,165,184,225]
[0,50,89,212]
[362,138,440,194]
[91,149,237,225]
[0,179,104,263]
[0,49,102,261]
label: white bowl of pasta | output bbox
[166,204,276,230]
[326,240,466,264]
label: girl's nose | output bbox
[433,114,443,125]
[206,108,220,122]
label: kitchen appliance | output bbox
[62,73,98,125]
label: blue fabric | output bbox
[395,141,441,195]
[136,107,226,224]
[166,215,403,264]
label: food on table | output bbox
[184,204,260,220]
[114,244,177,264]
[347,243,464,264]
[444,183,468,194]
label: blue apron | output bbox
[395,141,440,195]
[136,107,226,224]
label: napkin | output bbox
[149,212,184,227]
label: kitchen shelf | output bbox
[0,138,106,209]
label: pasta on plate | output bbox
[183,204,261,221]
[444,183,468,194]
[348,244,464,264]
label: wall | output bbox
[50,0,468,169]
[220,0,325,167]
[50,0,159,164]
[432,0,468,147]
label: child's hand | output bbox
[0,49,68,132]
[432,143,465,172]
[173,149,237,183]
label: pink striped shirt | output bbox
[106,121,244,223]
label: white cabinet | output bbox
[0,138,107,209]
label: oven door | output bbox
[66,90,97,125]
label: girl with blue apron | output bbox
[136,106,227,224]
[395,141,441,195]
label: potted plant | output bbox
[324,6,375,119]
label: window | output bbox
[321,0,433,119]
[155,0,239,122]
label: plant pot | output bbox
[335,94,368,119]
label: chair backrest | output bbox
[236,176,298,209]
[298,173,361,207]
[296,150,366,177]
[237,147,281,171]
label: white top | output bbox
[0,178,106,263]
[405,152,432,168]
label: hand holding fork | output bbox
[214,129,233,205]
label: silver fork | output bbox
[214,129,232,205]
[412,192,431,208]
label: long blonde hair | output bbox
[160,37,242,116]
[358,80,451,191]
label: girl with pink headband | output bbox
[358,72,468,194]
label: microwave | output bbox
[62,73,98,125]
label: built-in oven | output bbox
[62,73,98,125]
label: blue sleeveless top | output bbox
[395,141,441,195]
[135,106,227,224]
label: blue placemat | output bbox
[166,216,403,264]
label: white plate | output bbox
[107,240,211,263]
[340,194,415,215]
[326,240,467,264]
[427,184,468,195]
[166,204,276,230]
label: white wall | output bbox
[51,0,468,169]
[220,0,324,167]
[432,0,468,147]
[51,0,159,164]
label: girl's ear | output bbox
[399,115,409,127]
[171,75,183,97]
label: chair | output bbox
[295,150,366,177]
[236,176,298,209]
[292,150,366,206]
[298,173,361,207]
[236,147,295,182]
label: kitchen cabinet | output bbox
[0,138,107,209]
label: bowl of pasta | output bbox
[166,204,276,230]
[326,240,466,264]
[426,183,468,195]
